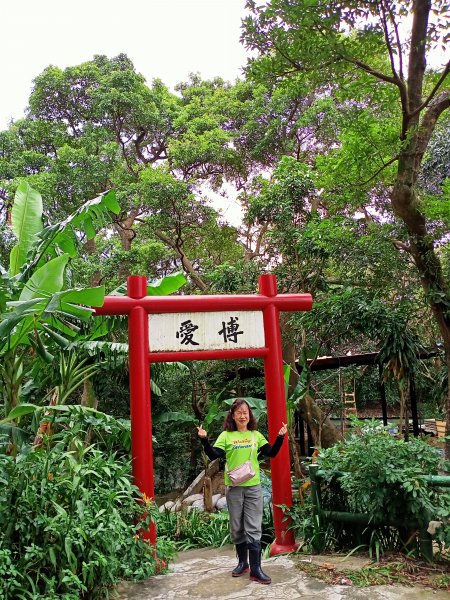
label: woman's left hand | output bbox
[278,422,288,436]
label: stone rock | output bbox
[427,520,442,535]
[211,493,222,508]
[182,493,204,506]
[159,500,175,512]
[191,498,205,510]
[179,460,220,501]
[215,496,228,511]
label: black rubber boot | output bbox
[232,542,249,577]
[248,541,271,584]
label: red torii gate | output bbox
[95,273,312,554]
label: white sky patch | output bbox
[1,0,250,129]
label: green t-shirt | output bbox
[214,430,268,487]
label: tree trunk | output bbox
[154,229,209,292]
[84,238,102,287]
[398,383,407,441]
[203,475,213,512]
[390,0,450,457]
[297,393,341,449]
[81,379,98,447]
[280,315,341,452]
[392,181,450,459]
[288,433,303,481]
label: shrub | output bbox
[157,510,231,551]
[0,414,175,599]
[287,421,450,556]
[317,420,449,524]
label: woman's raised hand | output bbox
[196,424,207,438]
[278,422,288,436]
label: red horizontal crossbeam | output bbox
[148,347,269,363]
[94,293,312,315]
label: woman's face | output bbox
[232,403,250,429]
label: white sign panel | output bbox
[149,311,265,352]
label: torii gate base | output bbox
[95,274,312,555]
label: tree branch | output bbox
[154,228,209,292]
[415,91,450,170]
[378,0,399,80]
[134,128,149,164]
[346,54,409,119]
[386,0,404,80]
[272,42,303,71]
[346,57,399,85]
[357,155,399,187]
[393,239,412,253]
[244,223,268,259]
[409,60,450,118]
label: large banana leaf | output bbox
[0,403,38,425]
[19,253,69,301]
[0,403,119,426]
[43,286,105,321]
[110,271,187,296]
[0,272,15,313]
[1,285,106,352]
[9,183,43,276]
[4,253,70,347]
[147,272,187,296]
[67,340,129,355]
[20,190,120,279]
[2,256,104,346]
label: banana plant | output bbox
[0,182,120,413]
[0,183,192,457]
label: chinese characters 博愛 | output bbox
[175,317,245,346]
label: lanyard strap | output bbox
[249,431,255,459]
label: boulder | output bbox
[215,496,228,511]
[211,493,222,508]
[182,493,204,506]
[191,498,205,510]
[171,460,220,512]
[159,500,175,513]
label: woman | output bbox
[197,398,287,585]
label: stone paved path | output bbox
[117,545,450,600]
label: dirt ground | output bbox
[299,551,450,592]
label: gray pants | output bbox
[226,484,263,545]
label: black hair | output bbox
[223,398,257,431]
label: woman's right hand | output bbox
[196,424,207,438]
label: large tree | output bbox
[242,0,450,456]
[0,57,252,289]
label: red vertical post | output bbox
[128,275,156,542]
[259,274,297,554]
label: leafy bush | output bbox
[0,413,175,599]
[282,485,317,552]
[287,421,450,557]
[157,510,231,551]
[317,421,449,522]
